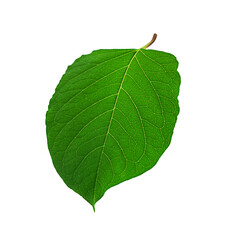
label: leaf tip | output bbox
[92,204,96,212]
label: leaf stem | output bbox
[141,33,157,49]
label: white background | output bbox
[1,0,230,239]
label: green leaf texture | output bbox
[46,48,180,209]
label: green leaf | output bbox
[46,41,180,210]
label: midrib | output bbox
[92,49,140,206]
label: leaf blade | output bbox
[46,48,180,208]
